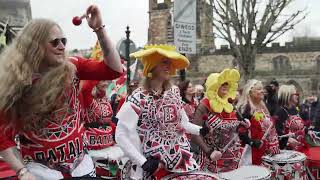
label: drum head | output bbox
[162,171,218,180]
[218,166,271,180]
[262,150,306,164]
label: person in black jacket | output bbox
[264,79,279,116]
[300,94,319,128]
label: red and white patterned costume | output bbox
[285,114,306,150]
[116,86,201,179]
[81,80,120,178]
[198,98,241,173]
[81,80,115,150]
[276,107,308,152]
[248,109,280,165]
[182,99,198,122]
[0,57,122,178]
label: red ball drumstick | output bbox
[72,14,87,26]
[202,115,208,121]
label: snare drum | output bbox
[89,146,124,179]
[121,161,218,180]
[218,165,271,180]
[262,150,307,180]
[162,171,218,180]
[302,147,320,180]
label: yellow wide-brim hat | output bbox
[130,44,190,77]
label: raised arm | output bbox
[86,5,122,73]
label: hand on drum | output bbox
[240,118,251,129]
[209,150,222,161]
[19,171,36,180]
[251,139,264,149]
[142,156,162,176]
[200,122,212,137]
[288,137,301,148]
[308,130,320,143]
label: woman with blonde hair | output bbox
[115,45,210,179]
[0,5,123,179]
[237,79,280,165]
[275,84,316,151]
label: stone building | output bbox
[195,39,320,96]
[0,0,32,46]
[148,0,320,96]
[148,0,215,54]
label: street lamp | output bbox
[125,26,131,89]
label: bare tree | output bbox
[207,0,307,81]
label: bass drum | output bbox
[162,171,218,180]
[262,150,307,180]
[121,161,218,180]
[218,165,271,180]
[302,147,320,180]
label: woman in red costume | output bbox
[191,69,248,173]
[81,80,123,179]
[237,79,280,165]
[0,5,123,179]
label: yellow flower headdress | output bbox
[205,69,240,113]
[130,44,190,77]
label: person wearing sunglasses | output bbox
[0,4,122,180]
[275,84,317,151]
[237,79,280,165]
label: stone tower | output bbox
[0,0,31,49]
[148,0,215,54]
[0,0,32,27]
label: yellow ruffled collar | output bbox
[205,69,240,113]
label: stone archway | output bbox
[272,55,291,72]
[315,55,320,72]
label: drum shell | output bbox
[262,150,307,180]
[302,147,320,180]
[218,165,271,180]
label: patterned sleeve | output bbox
[266,117,280,155]
[115,91,147,167]
[69,56,123,80]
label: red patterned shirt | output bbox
[0,57,122,165]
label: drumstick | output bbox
[222,134,238,153]
[279,127,306,139]
[278,133,296,139]
[238,144,250,167]
[72,14,87,26]
[261,122,273,140]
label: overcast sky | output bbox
[30,0,320,50]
